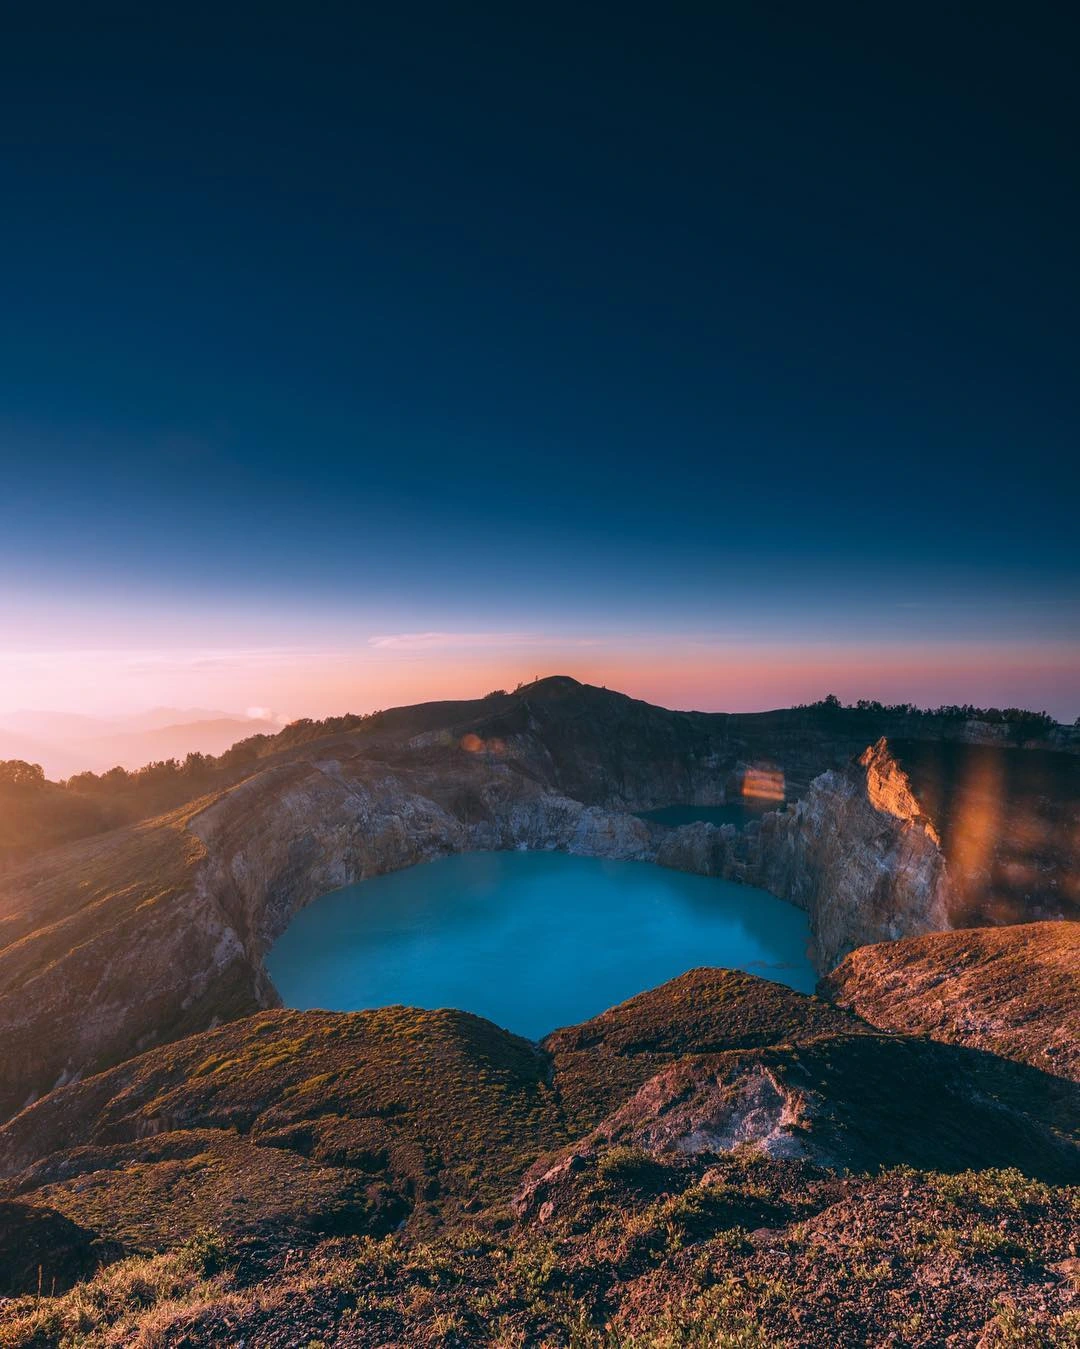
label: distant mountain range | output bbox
[0,708,279,778]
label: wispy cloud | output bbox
[366,630,772,653]
[0,646,357,670]
[369,631,597,651]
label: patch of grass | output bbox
[597,1147,668,1191]
[0,1230,234,1349]
[606,1281,776,1348]
[980,1299,1054,1347]
[931,1168,1054,1213]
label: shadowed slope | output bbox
[0,969,1076,1263]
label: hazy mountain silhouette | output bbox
[0,709,278,778]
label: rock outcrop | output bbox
[750,739,953,969]
[822,920,1080,1082]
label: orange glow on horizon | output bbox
[0,636,1077,732]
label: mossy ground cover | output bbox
[1,1165,1076,1347]
[0,969,1077,1345]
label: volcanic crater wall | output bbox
[2,680,1073,1124]
[655,739,952,969]
[185,750,656,958]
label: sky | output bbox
[1,4,1078,725]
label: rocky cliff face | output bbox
[748,739,952,969]
[656,739,952,969]
[187,749,656,957]
[653,733,1080,969]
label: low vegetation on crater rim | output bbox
[0,959,1077,1347]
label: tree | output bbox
[0,759,46,788]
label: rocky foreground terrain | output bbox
[0,677,1077,1345]
[0,959,1077,1346]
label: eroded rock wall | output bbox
[187,753,653,956]
[657,739,952,969]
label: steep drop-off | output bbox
[655,739,951,968]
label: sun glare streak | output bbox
[950,750,1005,890]
[741,766,785,801]
[461,733,507,755]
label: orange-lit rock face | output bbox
[741,767,785,802]
[859,739,940,844]
[752,739,952,970]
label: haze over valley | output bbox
[0,708,280,780]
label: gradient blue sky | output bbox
[1,5,1077,720]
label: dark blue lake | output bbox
[266,851,815,1039]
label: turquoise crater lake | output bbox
[267,852,816,1039]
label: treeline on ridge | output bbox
[0,691,1067,867]
[0,709,384,865]
[800,694,1058,737]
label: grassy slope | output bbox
[0,968,1077,1346]
[0,970,1076,1239]
[0,1004,567,1243]
[0,801,263,1122]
